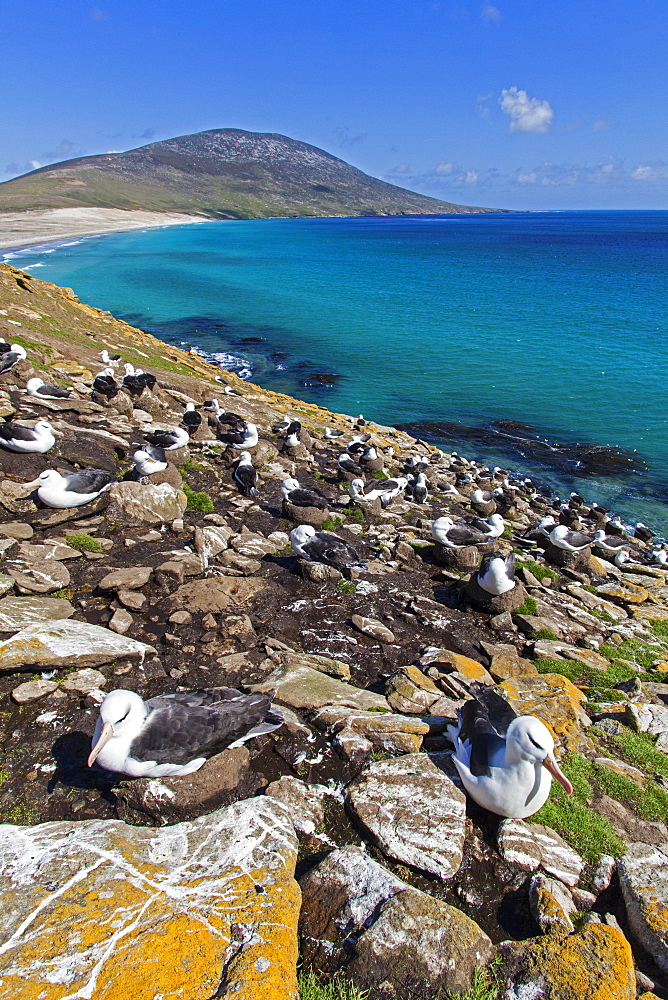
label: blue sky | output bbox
[1,0,666,210]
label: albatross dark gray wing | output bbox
[445,525,491,547]
[285,488,329,508]
[0,423,38,442]
[302,531,365,570]
[457,682,519,777]
[130,688,282,765]
[63,469,116,493]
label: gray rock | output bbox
[346,754,466,878]
[312,705,429,755]
[231,532,277,558]
[351,614,396,644]
[107,480,187,524]
[497,819,584,886]
[0,595,74,632]
[117,589,146,611]
[619,841,668,971]
[97,566,153,591]
[164,576,267,613]
[269,650,351,680]
[11,678,59,703]
[265,776,331,834]
[299,845,492,995]
[109,608,133,634]
[60,668,107,694]
[194,525,231,567]
[5,558,70,594]
[251,662,389,712]
[0,620,154,672]
[0,522,33,539]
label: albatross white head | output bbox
[505,716,573,792]
[280,477,301,498]
[88,689,147,770]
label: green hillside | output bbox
[0,128,495,219]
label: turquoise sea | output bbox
[3,210,667,533]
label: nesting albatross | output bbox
[22,468,116,507]
[88,687,283,777]
[447,683,573,818]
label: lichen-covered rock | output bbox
[499,923,636,1000]
[0,619,154,672]
[529,874,576,933]
[108,480,187,525]
[346,754,466,878]
[268,650,351,680]
[312,705,430,754]
[497,819,584,886]
[385,664,443,714]
[499,673,587,749]
[618,841,668,971]
[251,662,389,712]
[298,845,492,995]
[597,580,650,605]
[0,595,74,632]
[0,797,300,1000]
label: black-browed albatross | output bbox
[88,687,283,777]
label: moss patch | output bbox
[321,516,343,531]
[521,559,558,583]
[182,483,214,513]
[514,596,538,616]
[65,532,104,553]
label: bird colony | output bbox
[0,326,666,1000]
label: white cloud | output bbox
[591,119,610,132]
[434,161,456,174]
[463,170,479,185]
[481,3,501,21]
[631,163,668,182]
[499,87,554,134]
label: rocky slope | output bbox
[0,128,493,219]
[0,261,667,999]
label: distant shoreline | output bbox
[0,206,205,253]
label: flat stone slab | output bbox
[497,819,584,886]
[346,754,466,878]
[5,558,70,594]
[0,595,74,632]
[0,797,300,1000]
[165,576,267,613]
[619,841,668,972]
[108,480,187,525]
[251,662,389,712]
[0,619,154,672]
[97,566,153,591]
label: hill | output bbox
[0,128,494,219]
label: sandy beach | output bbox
[0,206,204,252]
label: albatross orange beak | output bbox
[88,722,114,767]
[21,478,41,492]
[544,752,573,794]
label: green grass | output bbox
[514,596,537,616]
[371,470,386,480]
[337,580,355,594]
[652,621,668,639]
[599,638,667,672]
[347,507,365,523]
[321,516,343,530]
[0,803,36,826]
[533,628,559,641]
[591,726,668,780]
[501,525,513,539]
[531,752,626,863]
[298,970,368,1000]
[533,655,649,702]
[445,963,500,1000]
[65,533,104,553]
[182,483,214,513]
[520,559,558,583]
[51,587,75,600]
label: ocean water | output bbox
[4,210,668,532]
